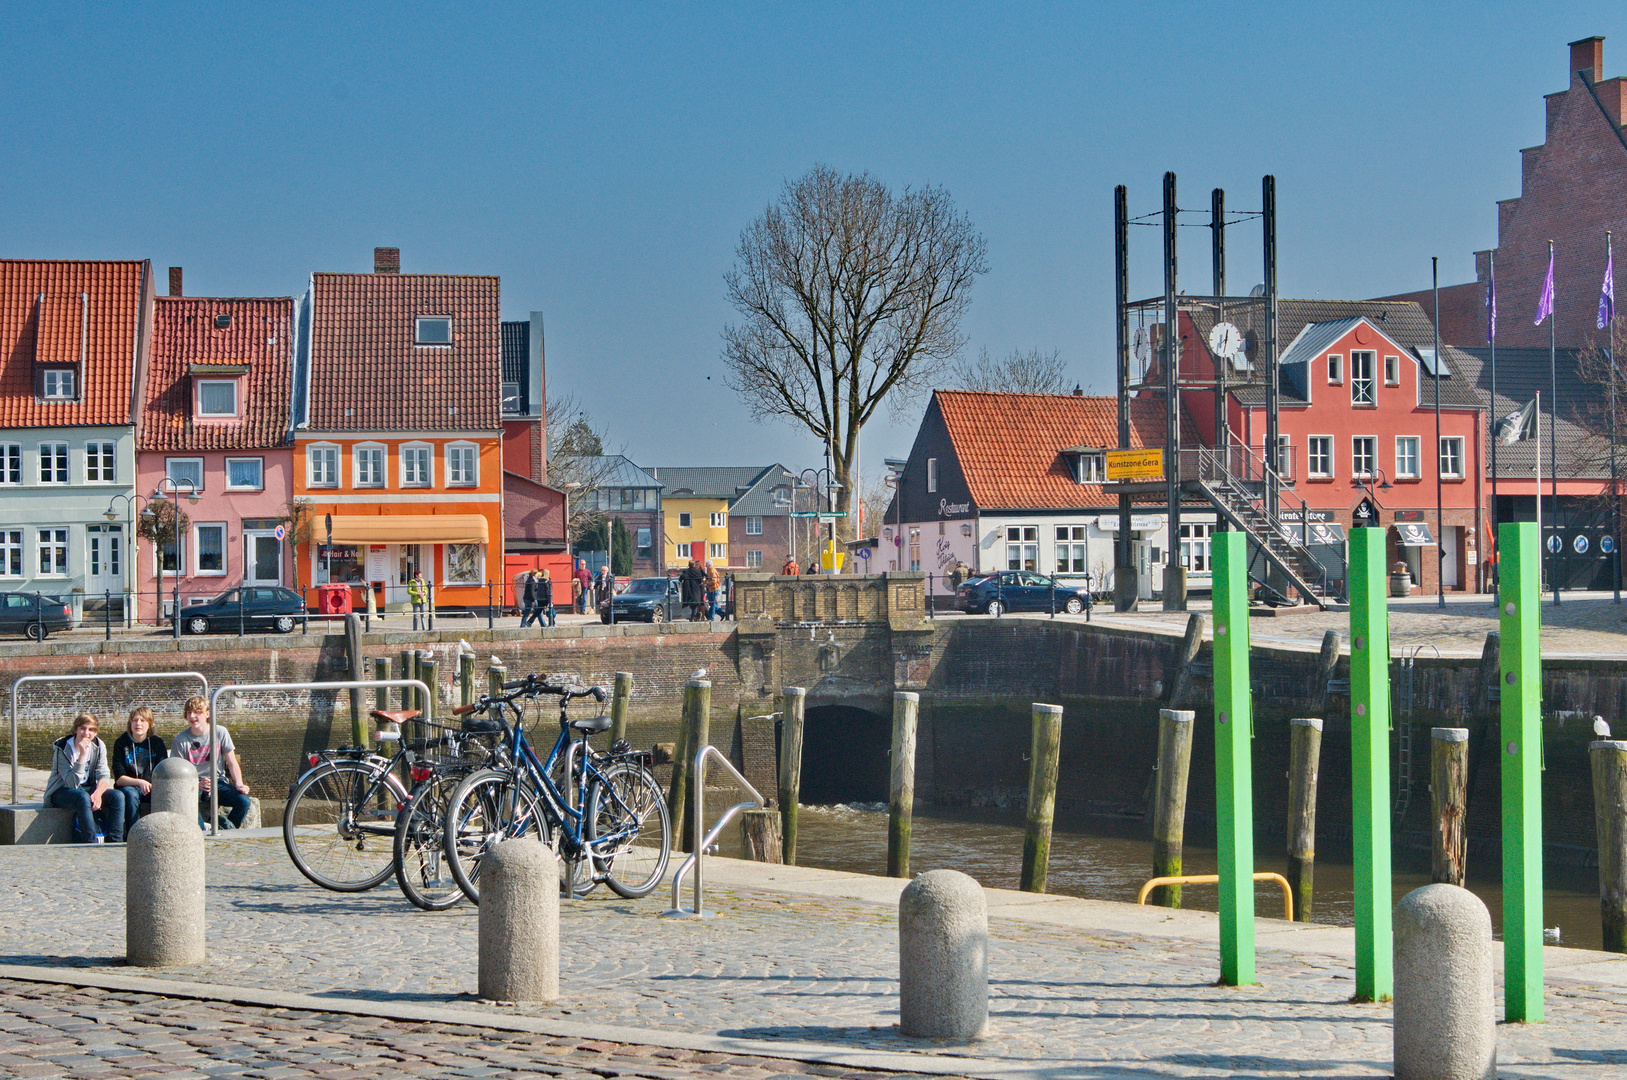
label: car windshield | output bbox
[624,578,667,595]
[211,590,237,604]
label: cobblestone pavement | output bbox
[2,838,1626,1077]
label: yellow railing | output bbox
[1136,872,1294,921]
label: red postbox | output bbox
[316,583,353,615]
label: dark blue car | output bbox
[956,571,1091,616]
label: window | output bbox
[445,543,481,584]
[1056,525,1088,574]
[225,458,264,490]
[675,542,691,559]
[745,550,763,568]
[354,444,385,488]
[1180,522,1213,574]
[1439,437,1464,479]
[307,444,338,488]
[39,367,76,400]
[501,382,522,415]
[0,530,21,576]
[678,512,692,529]
[1327,354,1342,384]
[1385,355,1400,385]
[745,516,763,536]
[159,531,182,576]
[196,379,238,417]
[1005,525,1039,572]
[195,524,226,575]
[710,512,727,528]
[416,317,452,345]
[37,528,68,576]
[1352,436,1376,478]
[165,457,203,492]
[1351,351,1375,405]
[1308,436,1333,478]
[908,527,921,571]
[1076,453,1105,483]
[401,445,432,487]
[709,543,726,560]
[0,444,17,485]
[927,457,938,493]
[84,441,116,483]
[39,443,68,484]
[1274,435,1293,478]
[635,528,652,556]
[447,443,477,486]
[1396,436,1420,479]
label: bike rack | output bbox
[207,679,429,838]
[10,671,210,804]
[664,743,764,917]
[1136,872,1295,921]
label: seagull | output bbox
[1544,926,1562,943]
[458,638,474,656]
[491,655,503,667]
[1596,717,1613,739]
[691,668,708,680]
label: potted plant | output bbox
[1390,560,1413,598]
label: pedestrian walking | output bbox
[782,554,800,576]
[519,570,539,628]
[407,572,427,630]
[539,568,556,628]
[805,556,820,575]
[574,561,592,614]
[703,558,723,621]
[680,557,707,621]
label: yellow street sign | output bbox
[1105,448,1165,481]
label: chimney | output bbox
[168,267,183,297]
[374,247,400,274]
[1570,36,1604,82]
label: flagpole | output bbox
[1536,390,1542,572]
[1608,229,1619,603]
[1434,258,1446,607]
[1548,238,1560,605]
[1489,251,1499,585]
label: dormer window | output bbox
[416,317,452,345]
[37,366,77,401]
[1063,447,1105,483]
[197,379,238,417]
[501,381,522,415]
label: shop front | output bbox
[311,514,492,609]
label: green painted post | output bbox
[1500,521,1544,1022]
[1348,526,1393,1003]
[1210,531,1255,986]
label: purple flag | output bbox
[1486,257,1497,341]
[1600,245,1615,329]
[1535,248,1555,325]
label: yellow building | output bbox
[647,467,763,569]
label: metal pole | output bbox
[1262,175,1280,521]
[1434,257,1446,607]
[1114,183,1135,611]
[104,590,111,641]
[1211,531,1255,986]
[1499,520,1544,1021]
[488,581,494,629]
[1490,251,1500,585]
[1549,239,1560,605]
[1349,525,1393,1002]
[172,487,181,639]
[1162,170,1184,612]
[1608,231,1620,602]
[1212,186,1229,489]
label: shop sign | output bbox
[1105,448,1163,481]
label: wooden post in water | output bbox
[1286,717,1322,921]
[373,657,390,713]
[779,686,806,865]
[1020,703,1065,892]
[1150,708,1194,907]
[458,652,475,708]
[739,808,783,862]
[1313,631,1341,711]
[887,691,920,878]
[1431,727,1470,887]
[400,649,416,710]
[488,662,506,698]
[609,672,632,744]
[418,655,438,738]
[1164,613,1205,707]
[670,679,710,853]
[346,614,366,749]
[1590,737,1627,952]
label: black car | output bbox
[174,586,305,635]
[600,576,683,623]
[1,592,74,641]
[957,571,1092,616]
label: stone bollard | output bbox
[150,758,199,822]
[126,811,206,966]
[478,840,559,1002]
[899,869,988,1040]
[1393,884,1495,1080]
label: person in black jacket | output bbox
[112,705,166,823]
[680,558,707,621]
[519,571,539,628]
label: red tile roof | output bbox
[140,296,294,451]
[934,390,1194,510]
[0,260,149,428]
[306,273,501,431]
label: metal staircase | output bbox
[1180,447,1342,609]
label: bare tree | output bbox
[951,346,1069,395]
[723,165,987,530]
[542,386,626,544]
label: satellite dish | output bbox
[1249,283,1267,298]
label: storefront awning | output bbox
[327,515,489,545]
[1395,522,1435,546]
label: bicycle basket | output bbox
[461,715,503,735]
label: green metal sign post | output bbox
[1211,531,1255,986]
[1500,521,1544,1022]
[1348,526,1392,1002]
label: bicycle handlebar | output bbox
[464,674,604,716]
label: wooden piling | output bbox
[887,691,920,878]
[373,657,390,714]
[1430,728,1471,887]
[418,655,438,736]
[1590,738,1627,952]
[1020,704,1065,892]
[739,808,784,863]
[400,649,416,711]
[1164,614,1206,707]
[1150,708,1194,907]
[1313,631,1341,710]
[609,672,633,744]
[778,686,806,865]
[459,652,476,708]
[1286,717,1323,921]
[488,662,506,698]
[670,679,710,853]
[345,614,366,748]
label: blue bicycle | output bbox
[442,674,671,902]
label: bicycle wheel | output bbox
[443,768,550,905]
[283,760,403,891]
[586,762,671,899]
[393,770,469,910]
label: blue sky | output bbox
[3,3,1623,478]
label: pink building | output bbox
[133,285,294,624]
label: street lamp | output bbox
[884,458,907,572]
[797,466,842,573]
[104,493,158,628]
[149,477,200,638]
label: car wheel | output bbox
[24,622,47,642]
[186,616,210,635]
[985,599,1004,617]
[650,606,667,623]
[1064,597,1084,615]
[274,615,296,633]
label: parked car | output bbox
[0,592,74,641]
[600,576,683,623]
[957,571,1092,616]
[172,586,305,635]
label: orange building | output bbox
[291,249,503,611]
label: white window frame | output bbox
[225,457,264,491]
[1274,435,1293,478]
[927,457,938,493]
[39,442,68,485]
[165,457,204,493]
[675,542,691,559]
[678,512,692,529]
[710,511,727,528]
[446,441,477,487]
[1395,436,1420,479]
[1384,354,1400,385]
[1076,453,1105,483]
[85,440,117,483]
[1327,354,1342,385]
[708,542,726,560]
[745,549,763,568]
[1352,436,1376,479]
[353,442,386,489]
[444,542,482,584]
[1439,436,1465,479]
[416,316,453,346]
[1004,525,1039,572]
[0,529,23,576]
[307,443,340,488]
[745,516,763,536]
[37,528,69,577]
[1351,351,1376,406]
[193,522,228,576]
[1307,436,1333,479]
[0,444,19,486]
[1179,522,1214,574]
[400,442,433,488]
[40,367,76,400]
[195,378,239,418]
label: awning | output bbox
[1287,522,1347,546]
[327,514,489,545]
[1395,522,1435,546]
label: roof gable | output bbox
[140,296,294,451]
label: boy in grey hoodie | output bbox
[44,712,117,843]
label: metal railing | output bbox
[1136,872,1295,921]
[665,744,765,917]
[10,671,209,803]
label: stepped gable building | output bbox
[136,274,295,623]
[0,259,153,626]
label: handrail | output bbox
[1183,446,1341,600]
[665,744,764,917]
[1136,872,1294,921]
[11,672,210,803]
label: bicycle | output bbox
[442,675,671,904]
[391,716,506,910]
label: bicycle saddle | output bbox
[461,716,503,734]
[569,714,613,733]
[370,709,420,724]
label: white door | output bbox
[1442,526,1461,589]
[243,531,282,586]
[86,525,123,597]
